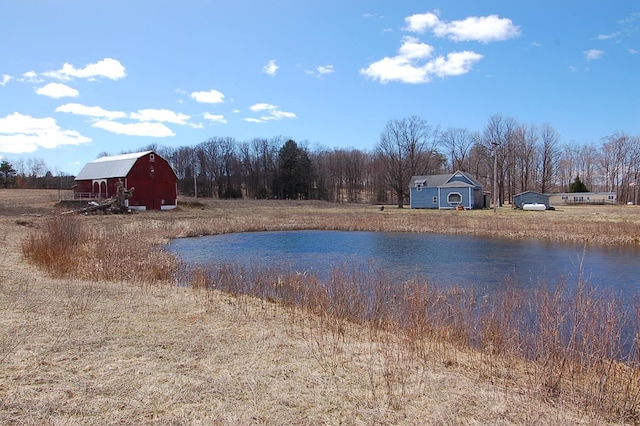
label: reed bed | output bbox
[180,260,640,422]
[12,196,640,423]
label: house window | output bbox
[416,184,422,191]
[448,192,462,205]
[433,196,437,204]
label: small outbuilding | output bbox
[409,171,489,209]
[513,191,550,210]
[74,150,178,211]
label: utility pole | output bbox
[492,141,499,213]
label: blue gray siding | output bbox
[513,191,550,209]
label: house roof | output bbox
[75,151,153,180]
[410,171,483,188]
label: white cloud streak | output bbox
[360,36,482,84]
[44,58,126,81]
[92,120,175,137]
[246,103,296,123]
[21,71,41,83]
[203,113,227,124]
[35,82,79,99]
[405,11,521,43]
[130,108,191,125]
[190,89,225,103]
[584,49,604,60]
[0,112,91,153]
[56,103,127,120]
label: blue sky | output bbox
[0,1,638,176]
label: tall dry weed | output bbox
[22,214,86,276]
[22,214,176,284]
[187,257,640,421]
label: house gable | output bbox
[410,170,486,210]
[444,171,478,187]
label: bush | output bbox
[22,214,86,276]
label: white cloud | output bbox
[262,59,279,76]
[130,108,190,125]
[405,11,520,43]
[629,48,638,54]
[250,103,276,112]
[246,103,296,123]
[316,65,335,77]
[266,110,296,120]
[404,12,441,33]
[0,74,11,86]
[190,89,225,103]
[203,113,227,124]
[398,37,435,58]
[92,120,175,137]
[35,82,79,99]
[0,112,91,153]
[56,103,127,120]
[584,49,604,60]
[44,58,126,81]
[426,51,484,77]
[596,32,621,40]
[360,36,482,84]
[21,71,41,83]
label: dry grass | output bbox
[3,190,640,424]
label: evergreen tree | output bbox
[274,140,311,199]
[0,160,17,189]
[569,175,588,193]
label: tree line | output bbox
[2,114,638,206]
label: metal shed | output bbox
[512,191,550,210]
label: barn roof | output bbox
[75,151,153,180]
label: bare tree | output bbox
[375,116,440,208]
[539,123,559,194]
[439,127,475,172]
[482,114,518,206]
[513,124,538,193]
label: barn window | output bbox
[448,192,462,205]
[150,153,155,162]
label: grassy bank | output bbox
[4,191,640,424]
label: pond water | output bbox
[166,230,640,297]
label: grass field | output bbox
[2,189,640,424]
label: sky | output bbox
[0,1,638,176]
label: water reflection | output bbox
[166,230,640,297]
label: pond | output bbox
[166,230,640,297]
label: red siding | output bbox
[125,153,177,209]
[74,152,177,210]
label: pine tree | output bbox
[568,175,588,193]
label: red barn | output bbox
[74,150,178,211]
